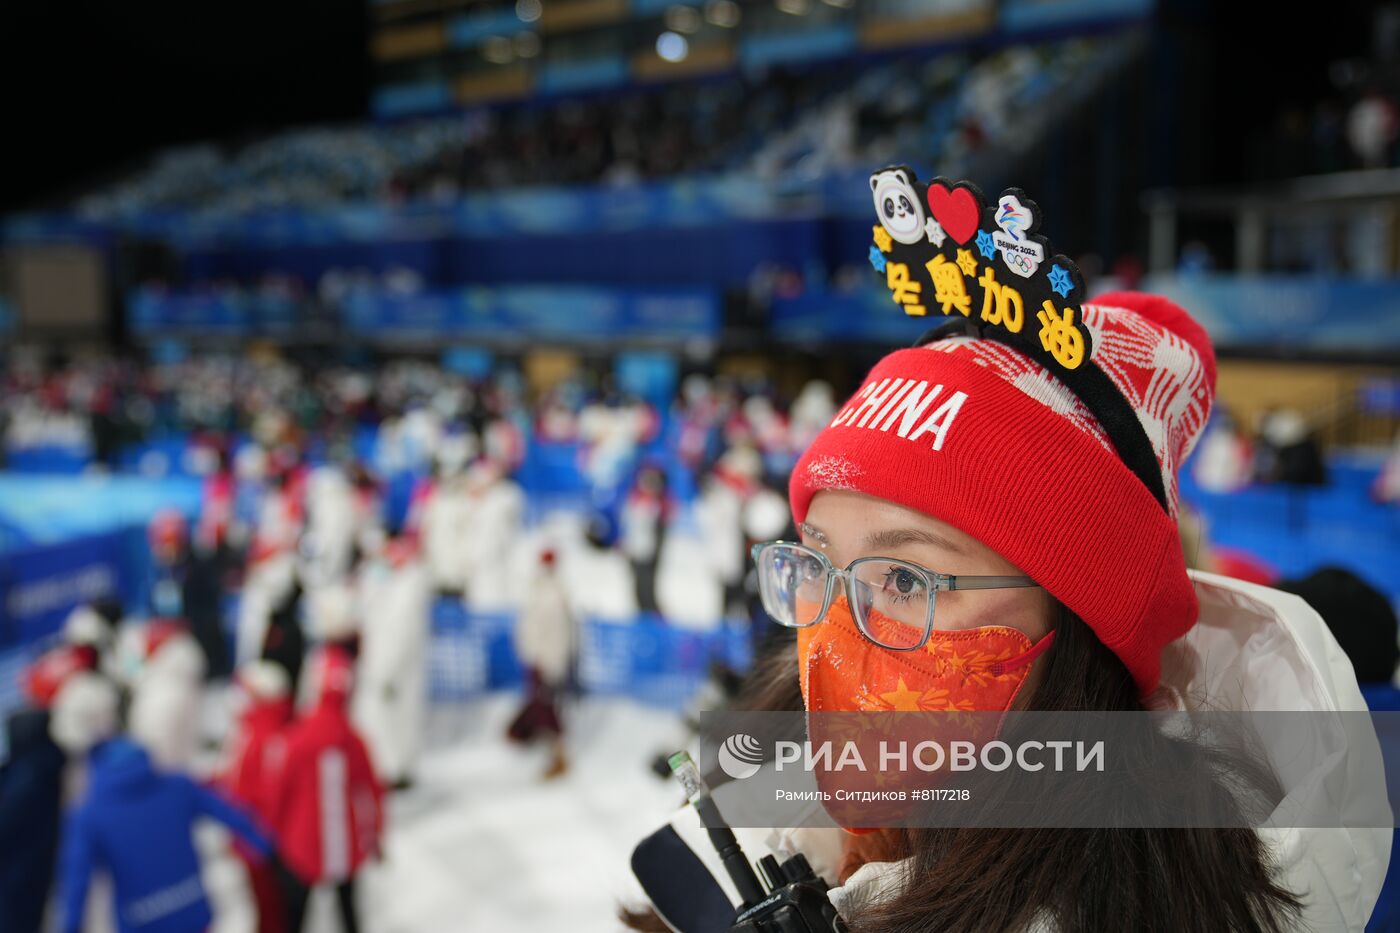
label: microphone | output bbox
[667,751,849,933]
[668,751,767,908]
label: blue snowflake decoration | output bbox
[1048,264,1074,298]
[869,245,887,273]
[975,229,997,260]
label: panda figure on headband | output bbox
[870,168,926,245]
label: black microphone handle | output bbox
[694,796,767,907]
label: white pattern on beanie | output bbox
[916,298,1212,519]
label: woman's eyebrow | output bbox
[862,527,967,555]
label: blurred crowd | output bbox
[0,347,847,929]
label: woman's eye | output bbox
[882,566,921,598]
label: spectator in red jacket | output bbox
[267,645,382,933]
[219,660,293,933]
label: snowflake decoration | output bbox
[975,228,997,260]
[955,248,979,277]
[1048,264,1074,298]
[868,245,887,273]
[924,218,946,246]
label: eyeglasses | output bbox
[751,540,1041,651]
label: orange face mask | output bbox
[796,595,1055,831]
[796,594,1054,714]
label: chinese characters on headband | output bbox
[870,168,1093,372]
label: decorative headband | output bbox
[867,167,1170,512]
[869,167,1092,372]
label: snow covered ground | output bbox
[206,693,686,933]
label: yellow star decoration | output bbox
[872,225,893,253]
[879,677,925,711]
[955,248,979,277]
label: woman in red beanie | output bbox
[627,284,1390,933]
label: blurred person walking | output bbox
[508,549,577,779]
[619,464,671,618]
[353,537,432,790]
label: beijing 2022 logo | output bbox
[718,733,764,780]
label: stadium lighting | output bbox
[516,0,542,24]
[656,31,690,63]
[704,0,741,27]
[821,0,854,6]
[776,0,811,15]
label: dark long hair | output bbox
[847,607,1301,933]
[623,611,1302,933]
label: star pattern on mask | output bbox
[879,677,926,712]
[872,225,894,253]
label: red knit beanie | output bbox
[789,291,1216,694]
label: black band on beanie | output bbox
[913,321,1170,514]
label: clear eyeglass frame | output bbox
[750,539,1041,651]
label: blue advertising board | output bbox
[341,285,720,341]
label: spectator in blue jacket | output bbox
[0,708,67,932]
[51,673,274,933]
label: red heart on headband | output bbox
[926,183,980,245]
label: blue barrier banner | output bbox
[0,475,203,549]
[343,285,720,340]
[448,8,531,45]
[776,278,1400,350]
[0,532,124,649]
[1000,0,1153,32]
[537,57,630,95]
[770,288,937,343]
[372,81,452,119]
[129,288,250,335]
[1142,274,1400,351]
[631,0,701,12]
[740,24,857,69]
[428,599,752,709]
